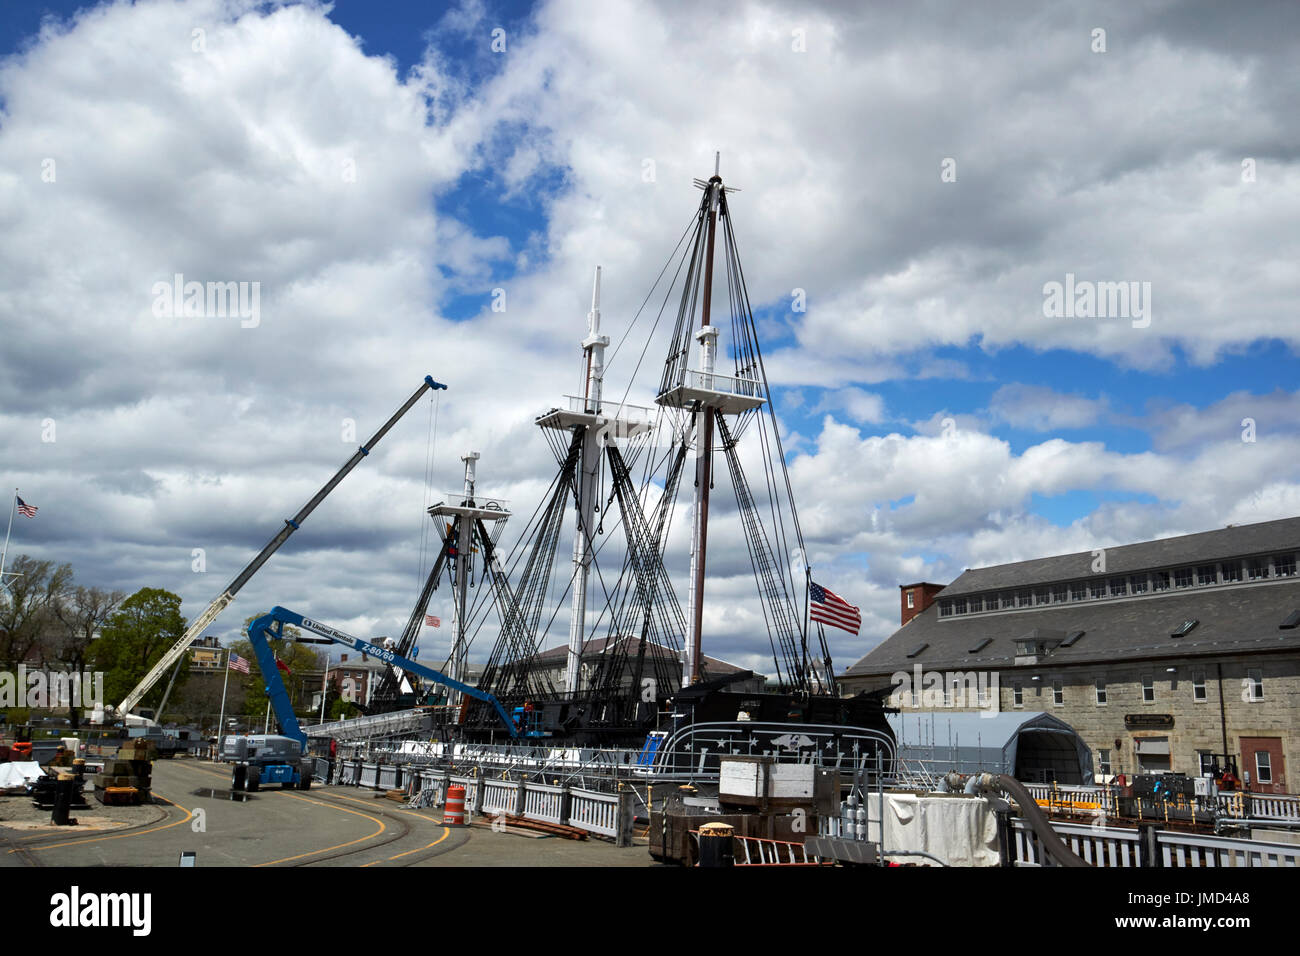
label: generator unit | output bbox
[220,734,312,792]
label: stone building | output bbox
[842,517,1300,792]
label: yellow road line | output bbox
[360,827,451,867]
[11,793,193,854]
[253,792,386,867]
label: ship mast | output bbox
[656,153,766,686]
[566,268,608,693]
[686,159,722,685]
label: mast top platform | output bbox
[535,395,656,433]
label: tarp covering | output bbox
[0,761,44,789]
[866,792,1000,866]
[886,710,1094,783]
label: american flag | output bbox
[16,496,37,518]
[228,651,250,674]
[810,581,861,635]
[424,614,441,627]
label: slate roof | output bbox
[846,517,1300,676]
[936,516,1300,598]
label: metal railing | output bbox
[1010,819,1300,867]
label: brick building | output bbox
[842,517,1300,792]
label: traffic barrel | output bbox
[444,784,466,827]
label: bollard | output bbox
[698,821,734,868]
[51,772,76,826]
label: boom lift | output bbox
[223,606,537,791]
[107,376,447,725]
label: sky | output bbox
[0,0,1297,680]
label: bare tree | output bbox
[50,586,125,727]
[0,555,72,667]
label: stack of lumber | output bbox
[92,740,155,805]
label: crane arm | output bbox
[115,376,448,717]
[247,606,519,742]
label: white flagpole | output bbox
[215,651,231,760]
[264,699,271,733]
[0,488,18,590]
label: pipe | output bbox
[994,774,1091,867]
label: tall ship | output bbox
[357,159,895,774]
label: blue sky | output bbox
[1,0,1297,671]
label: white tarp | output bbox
[867,792,1000,867]
[0,761,44,788]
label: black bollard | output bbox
[51,772,75,826]
[698,822,735,868]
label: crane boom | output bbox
[247,606,519,743]
[114,375,448,718]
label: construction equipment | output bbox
[107,376,448,724]
[221,734,310,793]
[243,606,532,745]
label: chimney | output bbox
[900,582,945,626]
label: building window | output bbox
[1275,553,1297,577]
[1220,560,1242,583]
[968,595,983,613]
[906,590,915,609]
[1151,570,1170,591]
[953,597,967,615]
[1098,749,1112,775]
[1089,579,1106,599]
[1247,558,1270,581]
[1070,581,1087,601]
[1016,590,1033,608]
[1052,680,1063,705]
[1109,577,1127,597]
[1095,679,1107,705]
[1052,584,1068,603]
[1034,587,1051,606]
[1196,565,1217,586]
[1001,592,1016,610]
[939,601,952,618]
[1013,682,1023,707]
[1174,567,1194,588]
[1129,574,1148,594]
[1142,675,1154,703]
[1192,671,1206,702]
[1246,669,1264,701]
[1255,751,1273,785]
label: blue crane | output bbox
[245,606,523,745]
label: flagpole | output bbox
[0,489,17,590]
[264,699,271,733]
[801,565,811,697]
[216,651,231,760]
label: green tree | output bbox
[0,555,72,665]
[90,588,187,712]
[231,614,327,724]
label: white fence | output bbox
[1010,819,1300,867]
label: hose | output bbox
[994,774,1091,867]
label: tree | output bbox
[90,588,187,713]
[49,586,124,727]
[0,555,72,666]
[231,614,327,723]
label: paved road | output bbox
[1,758,652,867]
